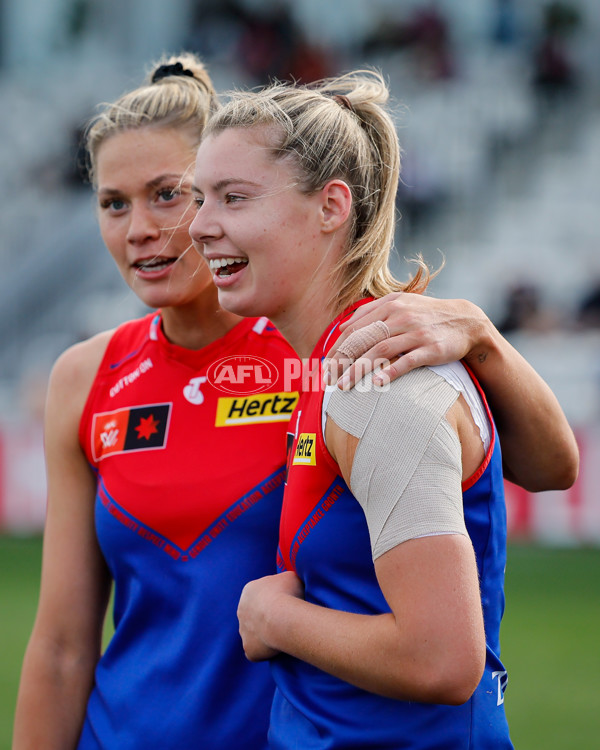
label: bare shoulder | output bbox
[445,395,485,480]
[50,329,113,386]
[47,329,115,426]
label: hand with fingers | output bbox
[323,293,488,390]
[323,291,579,492]
[237,571,305,662]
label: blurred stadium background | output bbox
[0,0,599,747]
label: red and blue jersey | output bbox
[270,309,514,749]
[77,312,299,749]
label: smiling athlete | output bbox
[190,70,578,749]
[14,55,577,750]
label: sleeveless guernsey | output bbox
[78,312,299,750]
[270,306,513,750]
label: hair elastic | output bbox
[152,62,195,84]
[333,94,355,113]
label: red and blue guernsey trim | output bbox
[77,312,299,750]
[270,304,514,749]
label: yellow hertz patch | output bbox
[293,433,317,466]
[215,392,299,427]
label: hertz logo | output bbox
[215,392,299,426]
[293,433,316,466]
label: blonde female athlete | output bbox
[190,69,577,748]
[14,56,576,750]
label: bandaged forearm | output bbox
[326,368,468,560]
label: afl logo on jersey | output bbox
[207,355,278,395]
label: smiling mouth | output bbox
[208,257,249,277]
[134,257,176,273]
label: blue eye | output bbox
[100,198,126,212]
[158,188,178,202]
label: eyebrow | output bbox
[98,173,189,196]
[191,177,261,194]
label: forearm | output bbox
[13,635,97,749]
[261,595,474,704]
[462,312,579,491]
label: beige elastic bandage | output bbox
[335,320,391,361]
[325,366,470,560]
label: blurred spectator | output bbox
[286,38,334,83]
[497,283,559,334]
[188,0,246,61]
[576,282,600,329]
[491,0,519,47]
[236,0,297,82]
[188,0,334,84]
[363,2,455,82]
[65,0,93,42]
[65,121,91,188]
[395,151,447,234]
[405,2,455,81]
[532,1,582,97]
[33,120,90,190]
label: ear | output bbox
[319,180,353,234]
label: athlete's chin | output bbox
[131,287,181,311]
[217,289,269,320]
[129,271,214,311]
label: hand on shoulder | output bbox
[324,293,489,390]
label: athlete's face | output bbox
[96,126,214,311]
[189,127,331,327]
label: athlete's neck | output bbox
[273,303,337,359]
[160,301,243,350]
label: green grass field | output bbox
[500,545,600,749]
[1,536,598,749]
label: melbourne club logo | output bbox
[91,403,171,461]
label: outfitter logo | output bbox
[292,433,317,466]
[215,392,299,427]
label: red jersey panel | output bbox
[80,313,298,554]
[77,312,300,749]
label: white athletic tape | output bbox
[336,320,391,360]
[326,367,469,560]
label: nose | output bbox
[189,200,222,246]
[126,202,161,245]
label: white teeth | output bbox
[208,257,247,271]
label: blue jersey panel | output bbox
[77,313,299,749]
[271,308,514,749]
[79,471,281,749]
